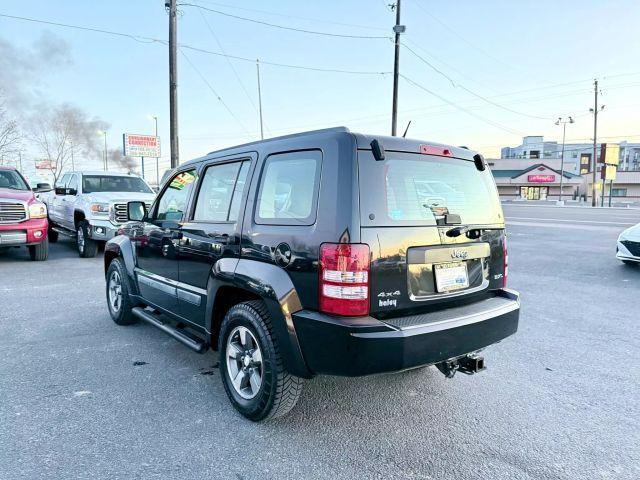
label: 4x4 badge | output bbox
[451,249,468,260]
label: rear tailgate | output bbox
[357,148,507,319]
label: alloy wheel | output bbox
[77,227,85,253]
[108,270,122,313]
[226,326,263,400]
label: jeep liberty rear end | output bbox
[104,127,519,421]
[293,133,519,378]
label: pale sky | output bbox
[1,0,639,177]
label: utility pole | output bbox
[18,151,23,173]
[391,0,404,136]
[591,79,599,207]
[168,0,179,168]
[555,116,573,203]
[256,59,264,140]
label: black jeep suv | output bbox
[104,127,520,421]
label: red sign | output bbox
[528,174,555,183]
[123,133,161,157]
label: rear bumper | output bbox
[293,289,520,377]
[0,218,48,245]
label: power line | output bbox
[401,41,552,120]
[399,74,525,136]
[193,2,261,115]
[0,12,391,76]
[195,0,387,32]
[180,44,392,75]
[178,3,391,39]
[0,12,164,44]
[408,1,524,74]
[179,48,252,137]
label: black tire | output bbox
[48,226,58,243]
[28,237,49,261]
[77,221,98,258]
[219,301,304,421]
[105,258,138,325]
[622,260,638,266]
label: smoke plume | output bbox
[0,31,72,110]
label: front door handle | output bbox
[210,233,230,244]
[166,229,182,240]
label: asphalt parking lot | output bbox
[1,204,639,480]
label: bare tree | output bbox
[0,96,20,164]
[29,104,107,183]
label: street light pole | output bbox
[103,131,108,171]
[153,115,159,186]
[70,140,75,171]
[555,116,574,203]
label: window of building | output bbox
[611,188,627,197]
[530,150,540,159]
[255,150,321,225]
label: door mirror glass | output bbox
[33,183,52,192]
[55,187,66,195]
[127,201,146,221]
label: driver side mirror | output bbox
[127,201,147,221]
[33,183,52,193]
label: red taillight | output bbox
[503,237,508,287]
[319,243,370,316]
[420,144,452,157]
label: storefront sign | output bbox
[528,174,555,183]
[123,133,161,157]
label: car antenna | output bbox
[402,120,412,138]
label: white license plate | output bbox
[434,262,469,293]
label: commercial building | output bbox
[494,136,640,203]
[488,160,583,200]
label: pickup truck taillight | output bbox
[319,243,370,316]
[503,237,508,287]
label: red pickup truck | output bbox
[0,166,49,261]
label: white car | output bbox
[617,223,640,265]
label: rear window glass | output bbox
[359,151,502,226]
[255,150,321,225]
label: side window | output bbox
[155,169,198,222]
[193,161,249,222]
[67,175,78,193]
[56,173,70,189]
[228,162,250,222]
[256,150,321,225]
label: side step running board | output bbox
[132,307,208,353]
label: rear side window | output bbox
[193,161,249,222]
[359,151,502,226]
[255,150,321,225]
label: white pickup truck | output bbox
[42,171,155,257]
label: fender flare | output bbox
[104,236,139,295]
[206,258,311,379]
